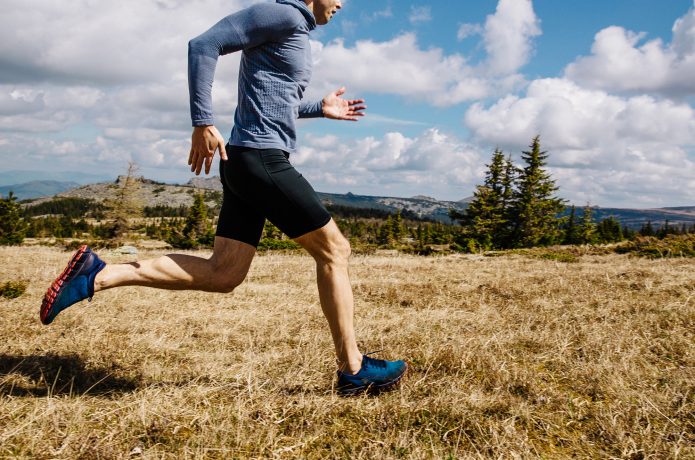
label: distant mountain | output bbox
[25,177,217,210]
[0,170,111,187]
[181,177,467,222]
[18,175,695,228]
[0,180,80,200]
[568,206,695,230]
[317,191,465,223]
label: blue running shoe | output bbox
[40,245,106,325]
[336,354,407,396]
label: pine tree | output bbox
[578,204,596,244]
[390,210,405,243]
[105,162,143,240]
[454,148,510,249]
[564,205,579,245]
[0,192,27,245]
[596,217,623,243]
[183,193,213,247]
[377,215,394,246]
[640,220,655,237]
[510,136,565,247]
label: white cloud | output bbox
[565,4,695,97]
[361,5,393,22]
[293,129,484,199]
[458,23,483,41]
[409,6,432,25]
[0,0,254,85]
[309,33,526,106]
[464,78,695,206]
[481,0,541,76]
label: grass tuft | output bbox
[0,280,27,299]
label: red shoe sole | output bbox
[40,245,89,325]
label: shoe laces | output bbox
[364,350,387,368]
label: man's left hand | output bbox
[322,87,366,121]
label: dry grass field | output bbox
[0,246,693,459]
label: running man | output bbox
[41,0,406,396]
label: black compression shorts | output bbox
[215,144,331,247]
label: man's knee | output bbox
[207,237,255,293]
[322,233,351,266]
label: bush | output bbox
[0,192,26,245]
[615,234,695,258]
[257,238,301,251]
[0,280,27,299]
[538,251,579,263]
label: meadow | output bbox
[0,246,692,459]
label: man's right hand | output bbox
[188,125,228,175]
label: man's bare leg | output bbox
[94,237,256,293]
[294,219,363,374]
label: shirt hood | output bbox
[276,0,316,30]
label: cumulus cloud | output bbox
[0,0,245,172]
[565,4,695,97]
[293,129,483,199]
[481,0,541,75]
[464,78,695,206]
[0,0,254,86]
[309,32,528,106]
[309,34,483,105]
[308,0,540,105]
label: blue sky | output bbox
[1,0,694,207]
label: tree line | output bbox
[2,141,695,251]
[446,136,695,250]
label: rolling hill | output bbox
[15,176,695,228]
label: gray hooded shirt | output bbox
[188,0,323,153]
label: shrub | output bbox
[0,280,27,299]
[615,234,695,258]
[257,238,301,251]
[0,192,27,245]
[537,251,579,263]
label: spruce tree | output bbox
[0,192,27,245]
[105,162,143,240]
[455,148,510,249]
[578,204,596,244]
[390,210,405,242]
[510,136,565,247]
[564,205,579,245]
[596,217,623,243]
[640,221,655,237]
[183,193,213,247]
[377,215,394,246]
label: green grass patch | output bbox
[0,280,27,299]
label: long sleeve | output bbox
[298,100,324,119]
[188,4,304,126]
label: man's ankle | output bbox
[338,355,363,375]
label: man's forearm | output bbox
[298,100,325,119]
[188,48,218,126]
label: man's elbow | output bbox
[188,35,212,56]
[188,37,201,54]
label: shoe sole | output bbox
[40,244,90,325]
[337,363,408,397]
